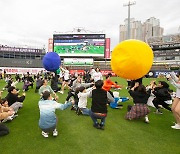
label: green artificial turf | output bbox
[0,77,179,154]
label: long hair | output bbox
[137,85,147,94]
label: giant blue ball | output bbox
[42,52,61,71]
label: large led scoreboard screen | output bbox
[53,34,105,57]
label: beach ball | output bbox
[111,40,154,80]
[42,52,61,72]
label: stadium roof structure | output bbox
[54,27,105,34]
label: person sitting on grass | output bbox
[35,76,43,93]
[152,81,172,114]
[125,82,151,123]
[22,79,31,92]
[39,79,58,100]
[76,86,94,116]
[110,91,129,109]
[51,75,61,93]
[89,80,114,130]
[66,75,93,111]
[38,91,74,138]
[0,91,15,136]
[0,98,17,123]
[0,98,20,115]
[5,86,26,107]
[102,73,122,97]
[0,106,14,136]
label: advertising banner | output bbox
[0,67,45,74]
[105,38,111,59]
[64,58,93,66]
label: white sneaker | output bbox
[144,116,150,123]
[154,110,163,115]
[59,91,64,94]
[2,115,15,123]
[42,131,49,138]
[53,129,58,136]
[171,124,180,129]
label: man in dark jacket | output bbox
[6,86,26,106]
[89,80,114,130]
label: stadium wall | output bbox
[0,58,43,68]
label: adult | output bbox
[169,72,180,129]
[60,66,70,94]
[91,67,103,82]
[126,82,150,123]
[39,79,58,99]
[38,91,74,137]
[5,86,25,107]
[51,75,61,93]
[152,81,172,114]
[65,75,93,109]
[89,80,114,130]
[0,91,14,136]
[102,73,122,97]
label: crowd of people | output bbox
[0,67,180,138]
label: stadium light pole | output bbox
[123,1,136,39]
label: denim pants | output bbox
[89,110,106,126]
[81,108,90,115]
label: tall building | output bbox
[119,17,164,42]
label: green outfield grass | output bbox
[54,45,104,54]
[0,77,179,154]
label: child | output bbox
[76,86,93,115]
[89,80,114,130]
[38,91,74,138]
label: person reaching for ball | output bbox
[125,82,151,123]
[38,91,74,138]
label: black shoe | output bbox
[93,124,100,129]
[100,125,105,130]
[71,106,76,111]
[76,108,82,115]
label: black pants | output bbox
[0,124,9,136]
[53,87,61,93]
[152,98,172,111]
[66,91,79,105]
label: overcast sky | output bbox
[0,0,179,50]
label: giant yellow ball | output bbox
[111,40,154,80]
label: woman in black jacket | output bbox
[152,81,172,114]
[126,82,150,123]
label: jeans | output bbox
[89,110,106,126]
[81,108,90,115]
